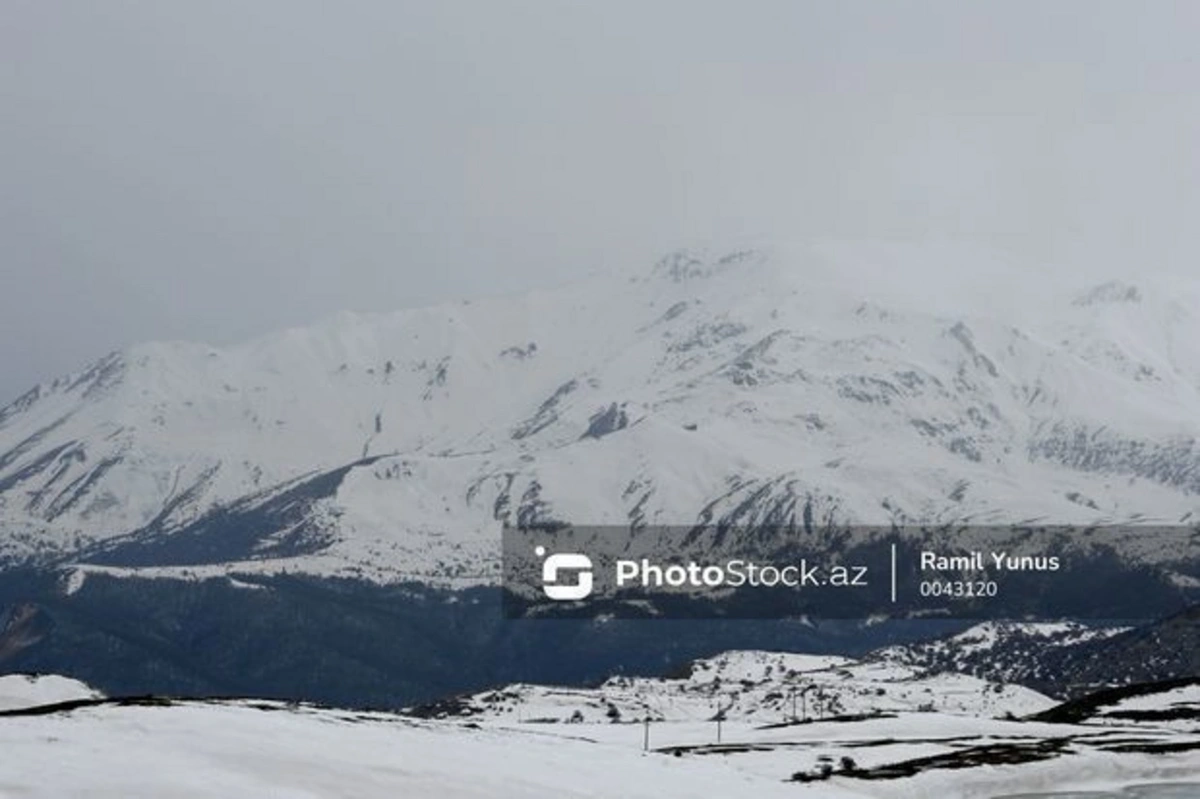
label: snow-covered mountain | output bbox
[3,245,1200,582]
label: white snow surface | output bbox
[0,685,1195,798]
[0,673,100,711]
[1109,683,1200,713]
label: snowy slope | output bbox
[0,673,100,711]
[0,684,1195,798]
[1095,681,1200,729]
[410,647,1054,724]
[3,246,1200,579]
[0,699,813,799]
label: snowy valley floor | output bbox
[0,695,1197,798]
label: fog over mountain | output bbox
[7,1,1200,404]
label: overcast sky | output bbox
[5,1,1200,403]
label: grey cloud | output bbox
[4,1,1199,401]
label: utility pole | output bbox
[643,716,650,752]
[712,697,730,744]
[798,683,816,723]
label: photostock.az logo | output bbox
[536,546,593,601]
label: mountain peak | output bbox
[648,248,766,284]
[1073,280,1143,307]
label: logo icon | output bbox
[536,545,594,601]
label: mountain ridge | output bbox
[2,246,1200,582]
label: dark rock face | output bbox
[1029,423,1200,495]
[499,342,538,360]
[511,379,577,440]
[582,403,629,439]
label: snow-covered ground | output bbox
[0,673,98,711]
[0,689,1195,798]
[1108,684,1200,715]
